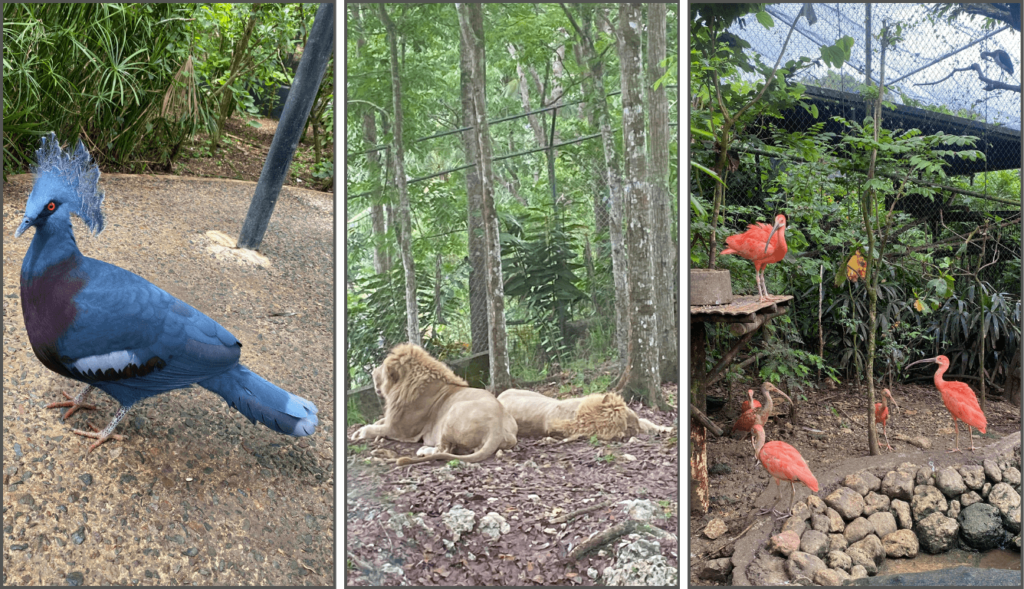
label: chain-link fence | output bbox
[691,3,1021,384]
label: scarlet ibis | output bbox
[874,388,900,452]
[720,214,788,302]
[740,389,761,413]
[751,423,818,518]
[731,382,792,454]
[906,355,987,452]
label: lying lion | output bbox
[350,343,518,466]
[496,388,674,441]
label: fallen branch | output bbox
[834,404,861,426]
[568,520,676,560]
[690,405,725,437]
[347,552,375,573]
[550,499,615,524]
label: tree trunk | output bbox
[461,13,489,355]
[507,43,547,149]
[458,3,510,391]
[362,112,391,275]
[646,2,677,384]
[380,4,420,346]
[570,4,629,365]
[355,5,391,276]
[617,3,660,408]
[567,10,609,282]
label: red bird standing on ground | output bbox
[720,214,789,302]
[751,423,819,518]
[731,382,792,440]
[874,388,900,452]
[740,389,761,413]
[906,355,987,452]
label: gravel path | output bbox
[3,174,334,585]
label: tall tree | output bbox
[647,2,677,383]
[353,4,391,276]
[460,7,489,355]
[457,2,511,391]
[562,3,629,365]
[617,2,660,407]
[379,3,420,345]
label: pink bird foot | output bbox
[71,422,125,454]
[45,387,97,421]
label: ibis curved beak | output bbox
[906,357,938,370]
[765,219,784,254]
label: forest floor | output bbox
[688,379,1022,585]
[2,115,335,585]
[345,374,680,586]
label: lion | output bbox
[350,343,518,466]
[496,388,674,441]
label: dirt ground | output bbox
[345,382,680,586]
[688,380,1023,585]
[2,170,334,584]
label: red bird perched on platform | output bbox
[720,214,788,302]
[874,388,900,452]
[906,355,987,452]
[751,423,818,518]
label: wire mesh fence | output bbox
[690,3,1022,385]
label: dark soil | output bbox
[345,383,680,586]
[167,115,332,193]
[3,155,334,584]
[688,379,1022,585]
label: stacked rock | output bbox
[757,455,1021,585]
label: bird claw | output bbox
[71,423,124,453]
[773,510,792,521]
[45,390,97,421]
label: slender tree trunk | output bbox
[568,12,609,278]
[458,2,510,391]
[380,3,420,346]
[617,3,660,408]
[508,44,548,148]
[646,2,677,384]
[355,4,391,275]
[568,4,629,365]
[461,13,489,356]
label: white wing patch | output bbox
[72,350,141,375]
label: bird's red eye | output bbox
[47,202,56,211]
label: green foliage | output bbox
[501,208,588,364]
[597,453,615,464]
[347,396,367,428]
[346,261,467,388]
[2,3,204,176]
[758,318,839,392]
[349,443,369,454]
[919,281,1021,380]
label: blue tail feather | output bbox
[199,365,318,436]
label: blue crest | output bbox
[32,132,105,236]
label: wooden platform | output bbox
[690,295,794,324]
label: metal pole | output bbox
[238,3,334,250]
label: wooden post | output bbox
[690,319,709,515]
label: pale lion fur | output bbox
[350,343,518,466]
[497,389,673,441]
